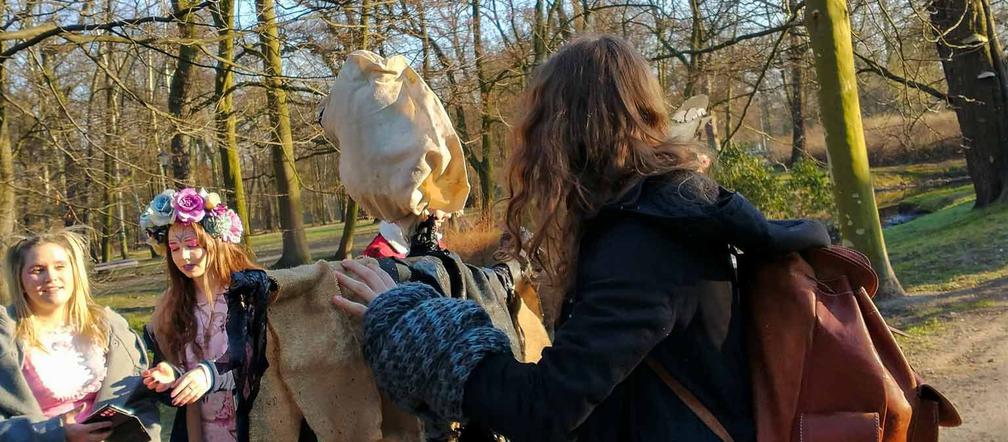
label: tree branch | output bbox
[0,1,213,59]
[651,3,804,61]
[853,51,950,102]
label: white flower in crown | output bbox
[204,191,222,210]
[146,189,176,226]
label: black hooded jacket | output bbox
[461,172,830,442]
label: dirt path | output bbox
[878,278,1008,441]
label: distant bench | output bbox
[94,259,139,273]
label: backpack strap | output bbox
[644,357,735,442]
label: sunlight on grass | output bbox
[885,193,1008,293]
[871,159,966,190]
[897,184,975,212]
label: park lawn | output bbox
[894,184,975,213]
[885,188,1008,293]
[871,159,967,190]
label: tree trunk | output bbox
[0,60,12,237]
[335,199,358,259]
[684,0,705,97]
[930,0,1008,208]
[0,0,14,238]
[805,0,904,297]
[419,1,430,79]
[471,0,495,216]
[724,79,733,148]
[256,0,311,268]
[786,0,808,164]
[211,0,251,247]
[532,0,547,69]
[167,0,198,183]
[112,87,127,260]
[580,0,591,30]
[145,49,168,195]
[101,33,118,263]
[335,0,372,260]
[787,60,807,164]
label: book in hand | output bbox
[81,404,151,442]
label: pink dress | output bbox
[184,294,237,442]
[21,327,107,420]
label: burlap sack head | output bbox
[319,50,470,231]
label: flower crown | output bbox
[139,188,244,245]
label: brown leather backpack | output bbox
[647,246,961,442]
[744,246,961,441]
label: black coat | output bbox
[462,173,830,442]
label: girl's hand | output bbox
[332,259,397,318]
[142,362,177,393]
[169,366,211,406]
[63,405,114,442]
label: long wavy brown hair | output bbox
[150,222,260,364]
[504,35,702,324]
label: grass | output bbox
[885,190,1008,292]
[872,161,969,210]
[871,159,967,190]
[898,299,997,337]
[897,184,975,212]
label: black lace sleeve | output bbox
[224,269,278,441]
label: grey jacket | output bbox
[0,305,161,442]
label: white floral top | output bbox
[21,327,107,419]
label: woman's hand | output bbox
[141,362,177,393]
[169,366,211,406]
[331,259,397,318]
[63,406,113,442]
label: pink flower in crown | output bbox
[172,188,206,223]
[223,209,243,243]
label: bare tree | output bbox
[211,0,251,246]
[0,0,15,238]
[166,0,198,183]
[931,0,1008,207]
[257,0,311,267]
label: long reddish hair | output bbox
[150,222,261,364]
[504,35,701,323]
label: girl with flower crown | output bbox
[0,228,161,441]
[139,188,276,442]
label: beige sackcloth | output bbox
[251,259,422,442]
[319,50,470,235]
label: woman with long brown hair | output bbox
[140,188,275,442]
[332,35,829,441]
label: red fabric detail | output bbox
[363,234,407,259]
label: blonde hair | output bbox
[5,228,108,349]
[151,221,260,364]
